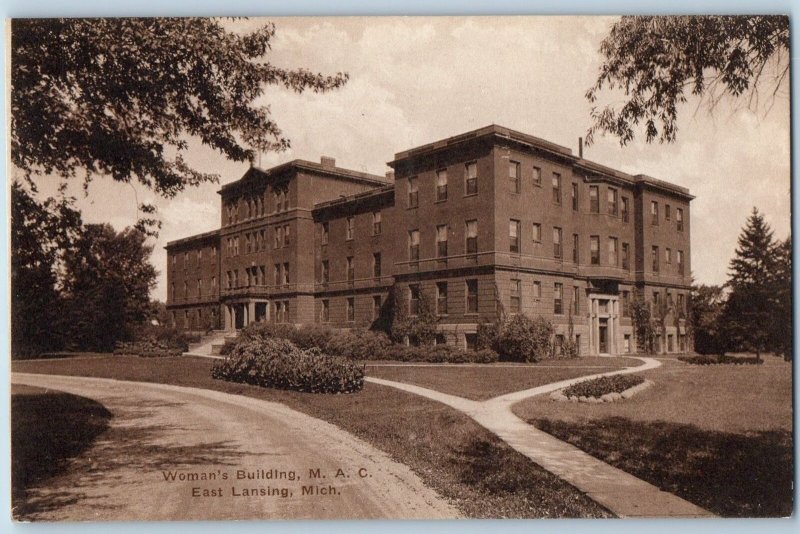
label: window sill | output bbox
[463,193,478,198]
[434,199,448,204]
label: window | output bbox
[233,237,239,256]
[532,166,542,186]
[245,233,252,254]
[373,253,382,278]
[465,333,478,351]
[274,264,281,285]
[667,291,674,308]
[172,254,176,267]
[677,208,684,231]
[533,281,542,299]
[408,230,420,261]
[590,236,600,265]
[589,186,599,213]
[622,242,630,270]
[665,204,671,221]
[275,226,282,249]
[572,233,580,263]
[346,217,355,240]
[346,256,354,281]
[197,249,203,263]
[283,224,290,247]
[652,246,660,272]
[651,201,659,225]
[465,219,478,254]
[408,176,419,208]
[510,219,521,253]
[321,260,329,283]
[436,169,448,201]
[509,161,521,193]
[211,276,216,292]
[554,283,563,314]
[608,188,618,215]
[409,284,421,315]
[466,279,479,313]
[666,247,672,265]
[622,290,631,317]
[555,334,564,355]
[436,225,448,258]
[510,279,521,313]
[571,183,579,211]
[532,223,542,243]
[321,300,330,322]
[608,237,618,266]
[553,227,562,259]
[677,293,685,314]
[372,211,382,235]
[321,222,329,245]
[465,162,478,195]
[347,297,355,322]
[621,197,630,222]
[436,282,448,314]
[677,250,685,275]
[282,263,289,285]
[552,173,562,204]
[573,286,580,314]
[653,291,660,308]
[373,295,382,320]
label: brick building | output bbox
[166,125,693,355]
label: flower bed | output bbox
[678,355,764,365]
[562,374,645,400]
[211,337,364,394]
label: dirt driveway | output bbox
[11,373,459,521]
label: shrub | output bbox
[476,321,500,352]
[114,340,183,358]
[323,330,392,360]
[211,338,364,394]
[678,354,764,365]
[497,314,554,362]
[563,374,645,398]
[290,324,335,350]
[382,344,498,364]
[559,338,580,359]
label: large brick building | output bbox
[166,125,693,355]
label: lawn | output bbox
[11,384,113,518]
[12,356,611,519]
[366,357,640,401]
[513,357,793,517]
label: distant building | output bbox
[166,125,693,355]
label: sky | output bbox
[26,16,792,302]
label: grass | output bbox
[367,357,639,401]
[12,355,611,518]
[11,384,113,518]
[514,357,793,517]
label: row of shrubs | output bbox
[114,340,184,358]
[113,325,204,358]
[678,354,764,365]
[563,374,645,398]
[477,314,579,362]
[211,338,365,394]
[222,322,499,363]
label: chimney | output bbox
[249,152,257,168]
[320,156,336,167]
[578,137,583,159]
[385,170,395,181]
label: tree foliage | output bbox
[586,16,789,145]
[11,17,348,197]
[630,289,655,353]
[690,284,727,355]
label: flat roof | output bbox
[165,229,220,249]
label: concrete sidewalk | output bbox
[366,357,715,518]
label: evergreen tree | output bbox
[721,208,777,361]
[690,284,727,355]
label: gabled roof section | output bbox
[218,160,390,196]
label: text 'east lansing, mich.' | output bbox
[161,467,372,498]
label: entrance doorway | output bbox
[598,319,608,353]
[234,304,245,329]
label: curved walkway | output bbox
[367,356,715,518]
[11,373,459,521]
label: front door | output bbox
[598,323,608,353]
[234,304,245,329]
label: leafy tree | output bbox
[630,288,655,353]
[11,183,82,357]
[770,237,792,360]
[11,18,348,198]
[690,284,727,355]
[61,224,158,351]
[720,208,777,361]
[586,16,789,145]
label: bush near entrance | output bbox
[212,337,365,394]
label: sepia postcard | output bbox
[7,15,793,522]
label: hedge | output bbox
[563,374,645,398]
[678,354,764,365]
[114,340,183,358]
[211,338,364,394]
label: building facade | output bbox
[166,125,693,355]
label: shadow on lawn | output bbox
[531,416,793,517]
